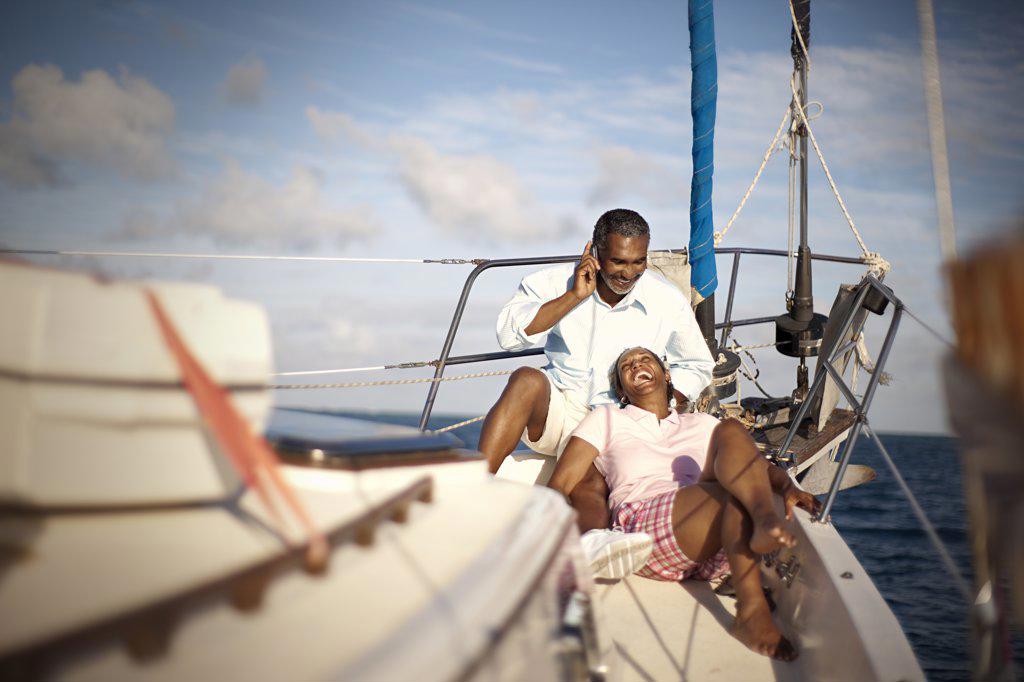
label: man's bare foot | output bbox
[731,603,798,661]
[749,510,796,554]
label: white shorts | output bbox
[520,372,590,457]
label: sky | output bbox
[1,0,1022,434]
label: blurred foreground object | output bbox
[945,226,1024,680]
[0,260,271,507]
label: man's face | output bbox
[598,233,649,295]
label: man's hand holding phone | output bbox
[572,241,600,301]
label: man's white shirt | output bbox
[496,263,714,407]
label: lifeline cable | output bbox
[0,248,485,265]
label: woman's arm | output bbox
[768,463,823,519]
[547,436,600,499]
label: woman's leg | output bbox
[705,419,795,553]
[672,483,797,661]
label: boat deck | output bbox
[598,576,795,681]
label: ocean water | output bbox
[321,410,1021,680]
[827,434,1022,681]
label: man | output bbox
[478,208,715,575]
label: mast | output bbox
[791,0,813,324]
[774,0,826,402]
[687,0,719,350]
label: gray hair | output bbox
[592,209,650,255]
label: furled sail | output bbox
[688,0,718,299]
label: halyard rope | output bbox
[787,134,797,296]
[784,0,889,277]
[788,0,812,71]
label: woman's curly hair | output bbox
[609,346,674,406]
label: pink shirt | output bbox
[571,404,720,512]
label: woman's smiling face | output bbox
[615,347,668,405]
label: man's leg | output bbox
[570,465,611,532]
[670,483,797,661]
[479,367,551,474]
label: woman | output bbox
[547,346,820,661]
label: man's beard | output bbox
[601,269,639,295]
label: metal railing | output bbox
[772,273,902,522]
[418,247,869,429]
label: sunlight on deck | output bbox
[598,576,799,681]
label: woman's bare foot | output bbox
[731,603,798,661]
[749,509,796,554]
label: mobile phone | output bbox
[590,244,599,259]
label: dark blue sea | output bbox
[313,410,1022,680]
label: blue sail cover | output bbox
[688,0,718,298]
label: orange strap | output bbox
[146,291,328,572]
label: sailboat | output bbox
[2,0,975,679]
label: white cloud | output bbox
[306,105,574,241]
[587,145,684,207]
[477,51,565,76]
[222,56,267,106]
[0,63,176,188]
[306,107,381,150]
[0,127,60,188]
[122,160,378,247]
[391,3,537,44]
[328,318,378,355]
[390,135,573,240]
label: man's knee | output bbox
[503,367,550,421]
[506,366,548,397]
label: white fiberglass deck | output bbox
[598,576,789,681]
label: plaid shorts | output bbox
[614,489,730,582]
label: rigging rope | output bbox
[788,74,890,275]
[862,424,972,602]
[729,340,785,352]
[714,105,791,247]
[903,305,954,348]
[276,365,389,377]
[0,248,485,265]
[731,341,776,398]
[431,414,486,434]
[274,359,434,377]
[269,369,513,390]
